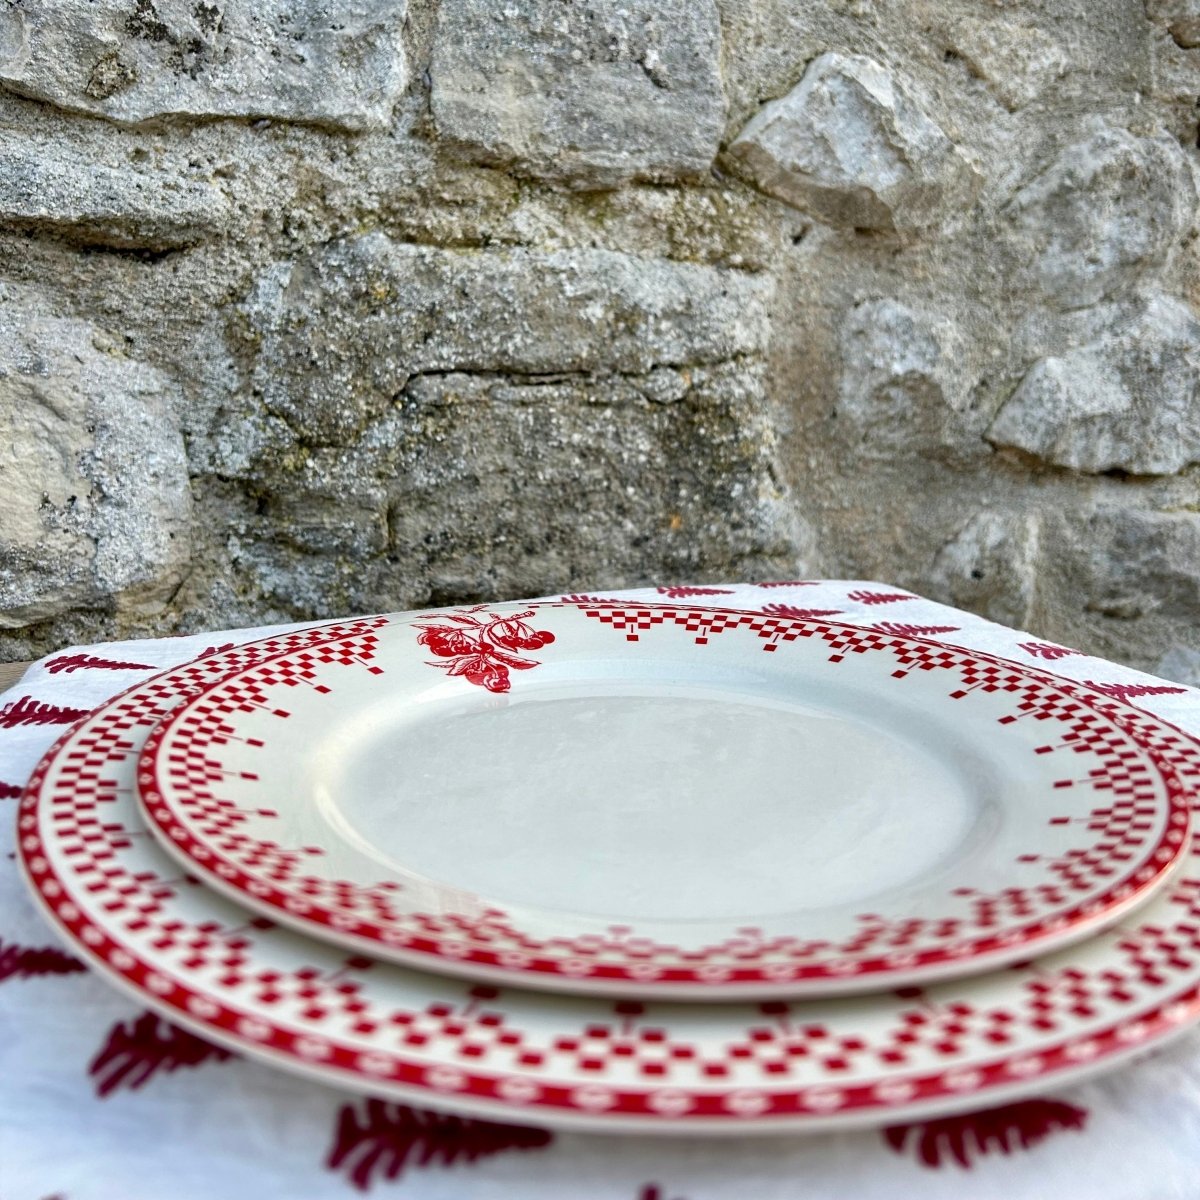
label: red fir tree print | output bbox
[0,940,85,983]
[561,594,624,605]
[871,623,961,637]
[884,1099,1088,1167]
[655,585,735,598]
[44,653,154,674]
[762,604,844,620]
[0,780,21,799]
[1017,641,1081,661]
[0,696,91,729]
[1083,681,1187,701]
[198,642,238,659]
[846,590,916,606]
[326,1099,552,1191]
[753,580,818,588]
[89,1011,235,1097]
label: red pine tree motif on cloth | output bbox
[871,623,961,637]
[884,1099,1088,1167]
[561,595,625,605]
[761,604,844,620]
[1083,681,1188,701]
[845,590,916,606]
[89,1011,235,1097]
[416,610,555,694]
[44,653,154,674]
[1017,641,1081,661]
[0,780,21,799]
[0,696,91,729]
[198,642,238,659]
[0,940,85,982]
[655,585,735,598]
[753,580,818,588]
[326,1099,552,1191]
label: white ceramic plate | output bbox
[135,602,1190,999]
[17,618,1200,1133]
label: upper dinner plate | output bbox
[135,602,1189,999]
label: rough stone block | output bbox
[929,511,1042,630]
[230,234,808,615]
[430,0,724,187]
[240,235,774,445]
[0,301,192,629]
[1004,124,1194,309]
[945,18,1068,110]
[837,298,971,456]
[239,365,815,616]
[1067,506,1200,624]
[0,130,228,249]
[727,52,980,232]
[988,291,1200,476]
[0,0,408,131]
[1146,0,1200,47]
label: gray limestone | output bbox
[0,129,229,248]
[943,18,1068,111]
[928,512,1043,631]
[837,298,972,457]
[0,0,409,131]
[988,292,1200,476]
[240,236,774,446]
[0,300,192,629]
[430,0,724,187]
[1146,0,1200,47]
[1003,125,1195,309]
[727,52,981,233]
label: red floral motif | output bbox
[89,1011,235,1097]
[846,590,916,605]
[0,780,20,799]
[1018,641,1081,661]
[0,940,85,983]
[326,1099,552,1191]
[872,623,961,637]
[415,610,555,693]
[44,653,154,674]
[655,585,735,598]
[1083,681,1187,701]
[884,1099,1088,1167]
[761,604,844,619]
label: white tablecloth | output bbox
[3,581,1200,1199]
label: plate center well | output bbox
[319,681,986,924]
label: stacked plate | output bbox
[16,599,1200,1133]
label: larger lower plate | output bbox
[16,619,1200,1133]
[136,602,1189,998]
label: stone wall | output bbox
[1,0,1199,674]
